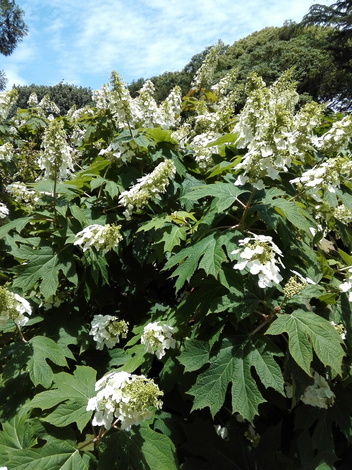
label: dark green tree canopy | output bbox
[0,0,27,56]
[302,0,352,39]
[0,0,28,90]
[12,82,93,115]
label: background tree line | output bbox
[129,0,352,111]
[1,1,351,112]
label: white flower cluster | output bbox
[99,139,139,166]
[330,321,347,340]
[38,119,74,180]
[37,94,60,116]
[27,92,38,107]
[190,131,220,170]
[191,42,223,91]
[141,322,176,359]
[291,157,352,202]
[333,204,352,225]
[74,224,123,254]
[119,160,176,218]
[211,67,239,97]
[66,105,95,120]
[86,370,163,430]
[214,424,229,440]
[233,73,323,187]
[315,114,352,155]
[0,89,18,120]
[0,287,32,328]
[93,72,182,130]
[300,372,335,409]
[0,203,9,219]
[232,234,284,288]
[39,289,70,310]
[339,267,352,302]
[6,182,39,206]
[0,142,14,162]
[89,314,129,350]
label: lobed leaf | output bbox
[29,366,97,432]
[266,310,345,376]
[189,336,284,421]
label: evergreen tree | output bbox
[0,0,28,90]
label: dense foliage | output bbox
[11,82,94,116]
[1,47,352,469]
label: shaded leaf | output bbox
[178,339,211,372]
[266,310,345,376]
[189,336,284,421]
[27,336,70,388]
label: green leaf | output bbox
[136,425,178,470]
[30,366,96,432]
[205,133,239,146]
[189,336,284,421]
[4,439,96,470]
[164,233,228,291]
[27,336,70,388]
[178,339,210,372]
[155,225,188,252]
[98,424,178,470]
[0,407,37,453]
[266,310,345,376]
[137,214,170,233]
[69,204,88,227]
[11,244,76,300]
[182,182,247,212]
[338,248,352,266]
[259,195,314,233]
[0,217,31,238]
[145,128,176,144]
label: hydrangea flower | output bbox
[300,372,335,409]
[0,89,18,119]
[119,160,176,218]
[141,322,176,359]
[74,224,123,254]
[38,119,74,180]
[0,142,14,162]
[339,267,352,302]
[290,157,352,202]
[314,114,352,155]
[99,139,139,166]
[190,131,220,170]
[89,314,129,350]
[232,73,324,188]
[214,424,229,440]
[231,234,284,288]
[0,287,32,328]
[330,321,346,340]
[191,41,223,91]
[27,92,38,107]
[86,370,163,430]
[93,72,181,130]
[333,204,352,225]
[6,182,39,206]
[0,203,9,219]
[284,269,317,297]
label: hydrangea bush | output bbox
[0,46,352,468]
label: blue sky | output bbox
[2,0,327,91]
